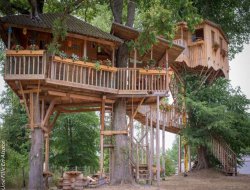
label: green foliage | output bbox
[164,154,176,176]
[181,74,250,163]
[50,113,99,170]
[47,17,68,54]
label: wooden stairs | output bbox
[210,137,237,175]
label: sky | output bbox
[0,44,249,148]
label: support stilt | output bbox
[156,96,160,186]
[178,135,182,174]
[100,96,106,175]
[29,93,44,189]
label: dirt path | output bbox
[94,169,250,190]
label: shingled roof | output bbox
[0,12,122,44]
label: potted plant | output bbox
[28,44,39,51]
[58,51,67,59]
[81,56,89,63]
[94,60,101,71]
[71,53,79,62]
[105,59,112,67]
[11,44,24,52]
[148,59,156,69]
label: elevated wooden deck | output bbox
[5,50,169,98]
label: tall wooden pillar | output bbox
[156,96,160,186]
[29,93,44,189]
[149,107,153,181]
[188,145,191,171]
[44,133,50,172]
[141,124,144,163]
[145,114,149,167]
[178,135,182,174]
[162,112,166,178]
[100,96,106,174]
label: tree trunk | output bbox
[29,94,44,189]
[195,145,209,170]
[111,98,133,185]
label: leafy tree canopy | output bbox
[181,74,250,162]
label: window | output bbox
[192,28,204,42]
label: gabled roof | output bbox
[0,12,123,44]
[111,22,184,64]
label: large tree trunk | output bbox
[194,145,209,170]
[111,99,133,184]
[29,94,44,189]
[109,0,136,185]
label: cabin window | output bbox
[211,31,215,44]
[192,28,204,42]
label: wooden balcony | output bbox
[4,50,169,96]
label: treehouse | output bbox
[0,13,236,188]
[173,20,229,80]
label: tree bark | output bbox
[111,99,133,184]
[111,0,123,23]
[194,145,209,170]
[29,94,44,189]
[126,0,136,27]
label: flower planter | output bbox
[6,50,45,56]
[53,56,117,72]
[139,69,167,75]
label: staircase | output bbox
[130,136,150,183]
[210,137,237,175]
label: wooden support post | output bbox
[188,145,191,171]
[133,48,137,68]
[100,96,106,174]
[149,107,153,181]
[141,124,144,164]
[83,40,87,58]
[162,112,166,179]
[178,135,182,174]
[44,133,50,172]
[156,96,160,185]
[146,114,149,167]
[29,93,44,189]
[112,46,115,67]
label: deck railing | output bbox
[138,105,183,130]
[50,56,117,92]
[117,68,168,94]
[5,50,169,94]
[5,50,46,80]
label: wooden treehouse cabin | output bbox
[173,20,229,81]
[0,12,236,188]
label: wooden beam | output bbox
[48,112,60,132]
[19,82,31,120]
[100,130,128,136]
[47,90,115,103]
[132,97,145,119]
[18,89,41,94]
[56,107,102,113]
[41,100,56,128]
